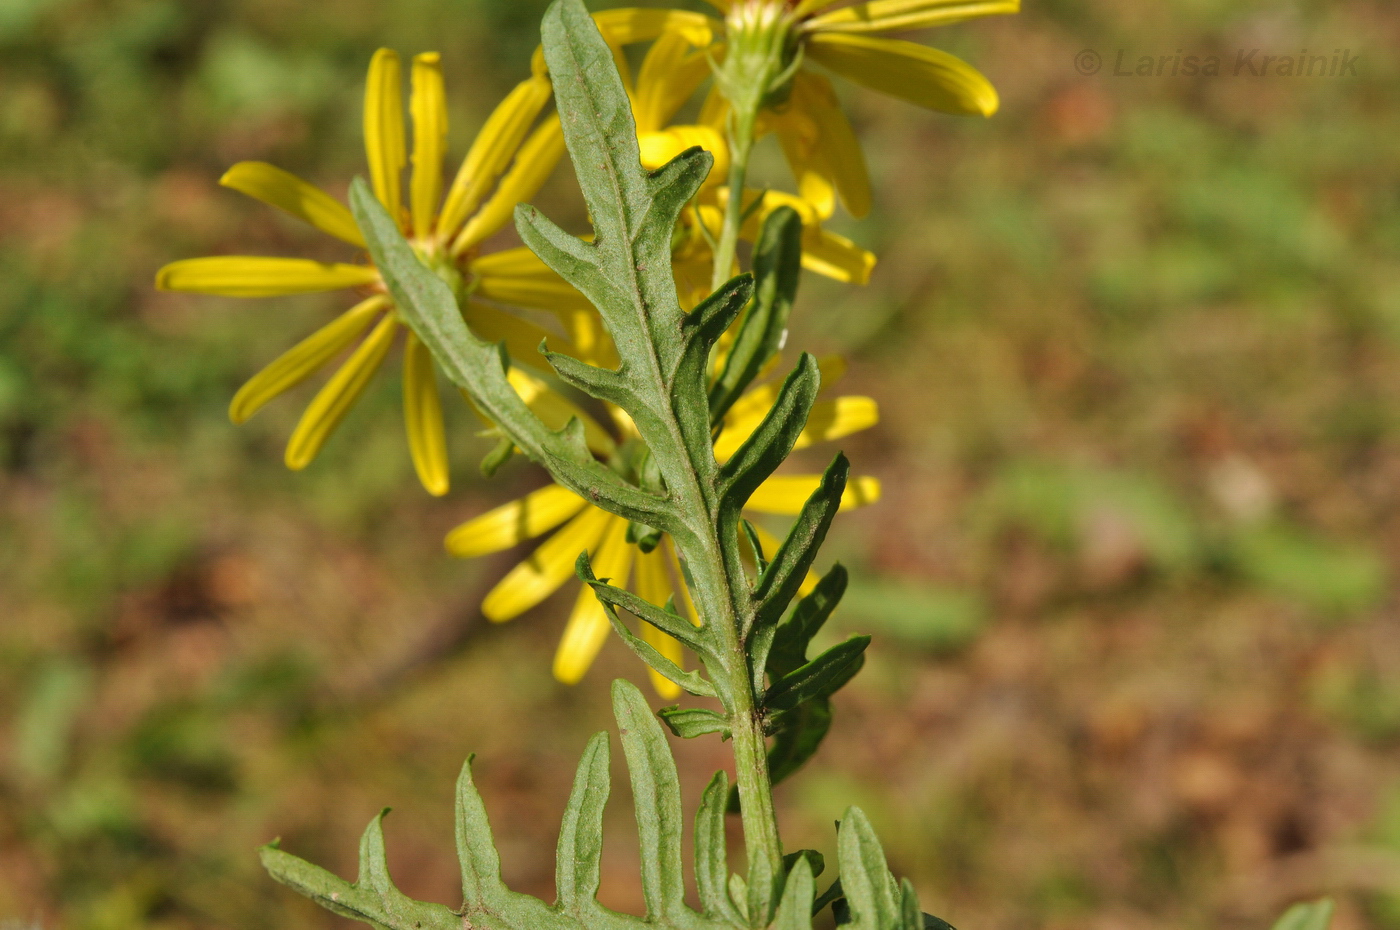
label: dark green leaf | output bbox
[710,206,802,426]
[783,849,826,880]
[717,354,821,516]
[766,700,833,786]
[764,636,869,713]
[812,878,844,919]
[766,564,848,680]
[751,454,849,635]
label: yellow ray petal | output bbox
[790,71,872,218]
[635,547,684,698]
[219,162,365,247]
[531,8,718,77]
[469,245,555,278]
[451,115,565,255]
[634,31,713,132]
[593,8,716,51]
[716,355,849,439]
[638,126,730,186]
[364,48,407,219]
[769,108,837,219]
[794,396,880,449]
[750,521,819,596]
[715,394,877,461]
[462,300,580,372]
[229,295,389,424]
[403,329,450,496]
[155,257,379,297]
[807,33,999,116]
[807,0,1020,35]
[445,484,588,559]
[409,52,448,240]
[474,270,595,314]
[438,75,552,242]
[285,313,399,470]
[483,505,612,622]
[554,516,633,685]
[472,252,607,351]
[800,226,877,284]
[744,474,883,515]
[506,367,616,456]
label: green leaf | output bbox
[1271,899,1335,930]
[578,553,719,699]
[766,700,833,787]
[611,679,697,926]
[765,564,848,681]
[772,855,816,930]
[751,454,849,636]
[695,771,743,925]
[710,206,802,426]
[349,178,675,535]
[783,849,826,879]
[717,354,821,515]
[259,814,459,930]
[659,706,731,740]
[837,807,902,930]
[577,552,713,657]
[742,519,770,575]
[454,754,510,911]
[748,850,777,927]
[555,733,610,918]
[765,636,869,714]
[899,880,922,930]
[812,877,844,920]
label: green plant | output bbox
[162,2,1343,928]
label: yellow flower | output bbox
[700,0,1016,219]
[445,356,881,697]
[155,50,606,496]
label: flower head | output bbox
[156,50,604,495]
[705,0,1016,219]
[446,356,880,697]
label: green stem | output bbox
[730,688,783,887]
[710,100,760,293]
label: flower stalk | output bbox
[710,1,799,291]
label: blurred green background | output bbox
[3,0,1400,927]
